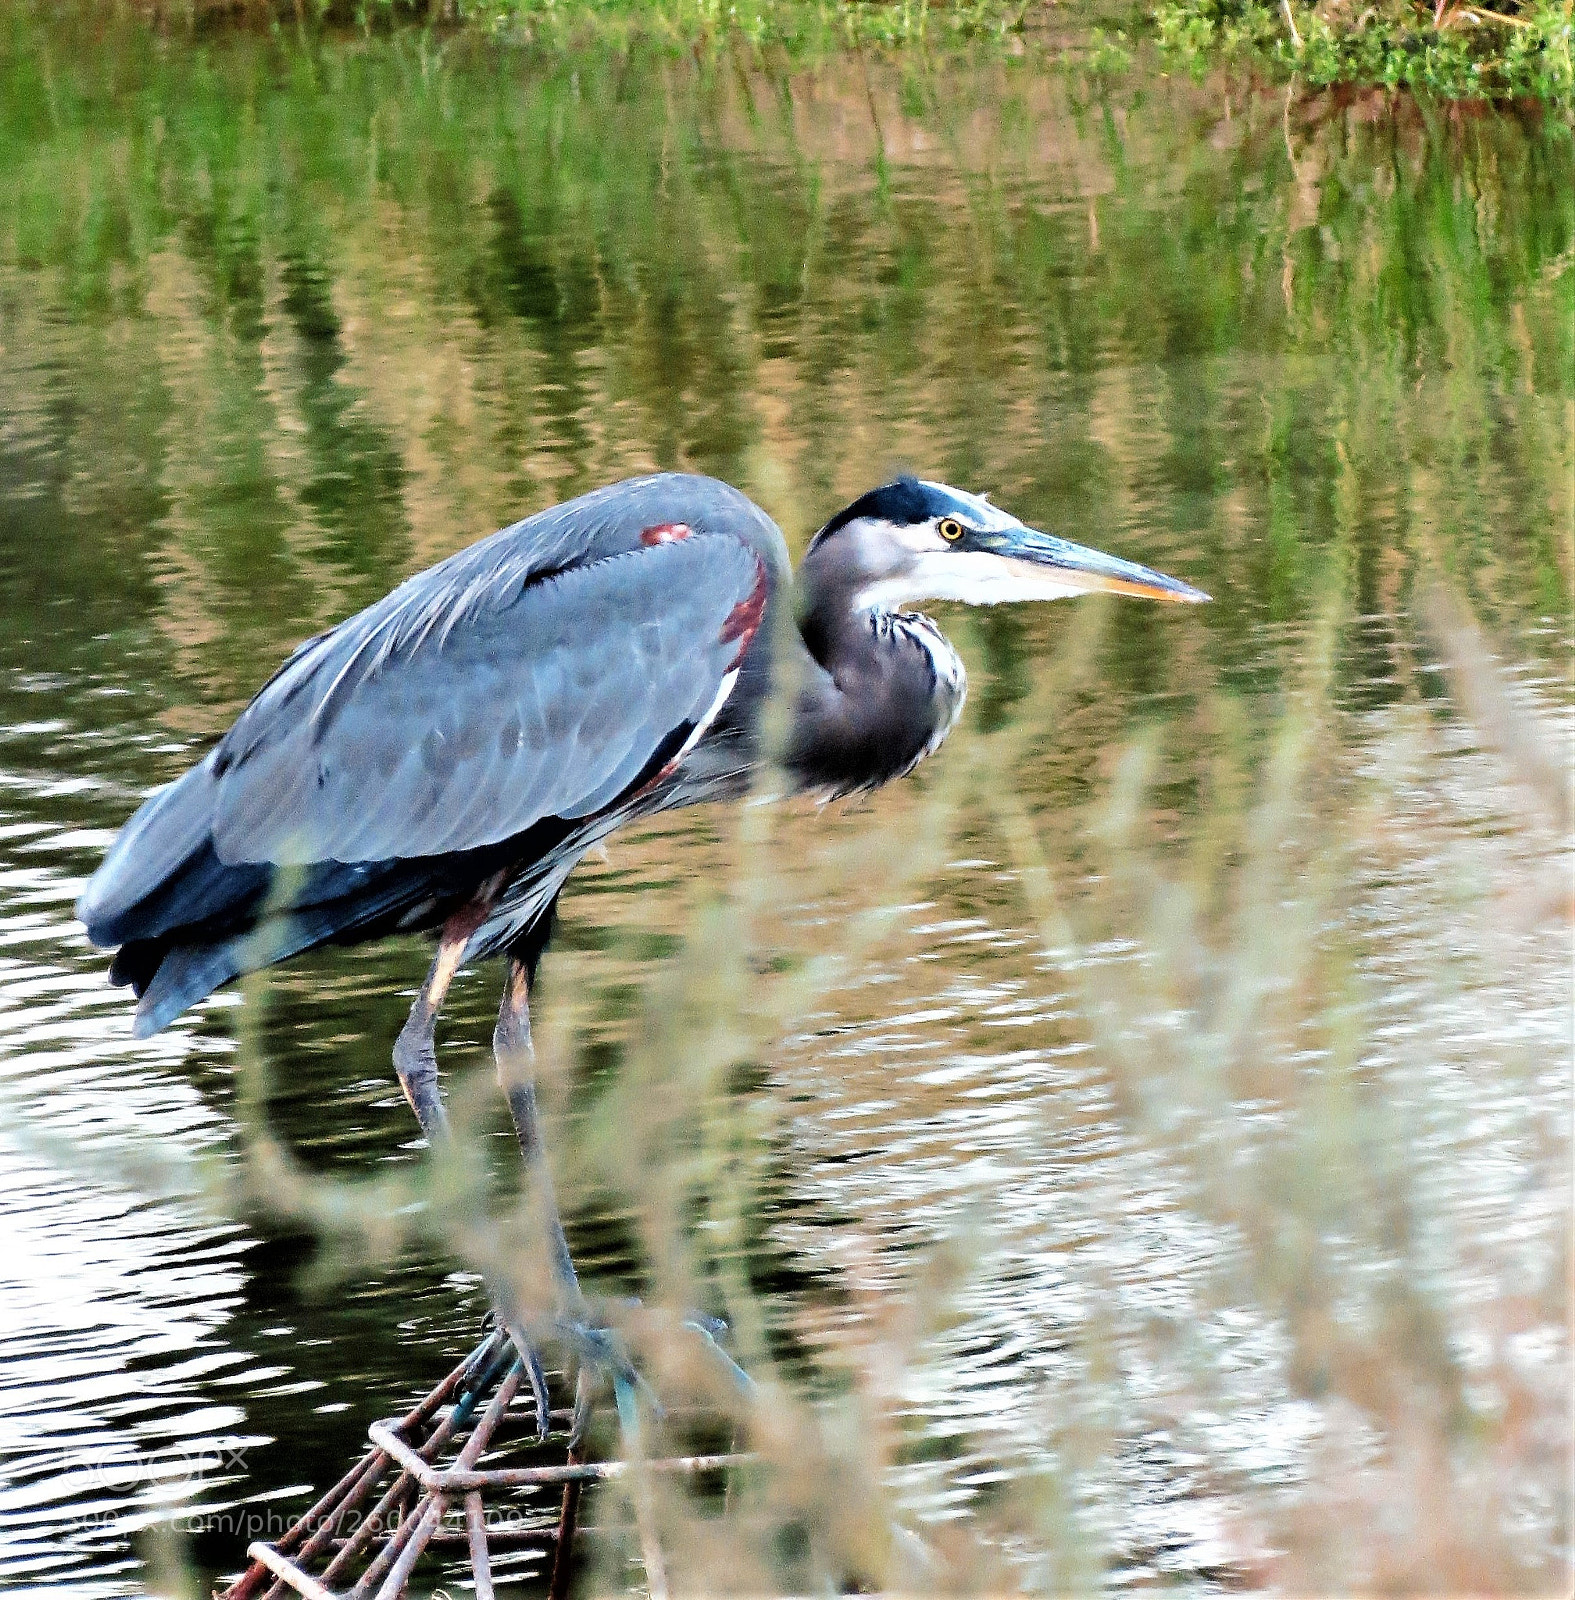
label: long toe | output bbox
[678,1312,756,1398]
[553,1316,660,1415]
[500,1316,553,1438]
[460,1321,509,1385]
[563,1299,756,1406]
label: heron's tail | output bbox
[80,752,493,1034]
[124,913,330,1037]
[77,754,270,951]
[80,755,376,1034]
[129,942,250,1038]
[103,860,441,1035]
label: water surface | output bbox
[0,17,1570,1593]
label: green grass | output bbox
[454,0,1034,49]
[80,0,1575,102]
[1150,0,1574,106]
[137,0,1039,49]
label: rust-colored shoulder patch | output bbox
[719,555,770,668]
[641,521,693,545]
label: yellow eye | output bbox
[938,517,965,543]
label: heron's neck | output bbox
[786,570,967,795]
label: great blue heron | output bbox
[77,472,1206,1420]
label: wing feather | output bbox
[208,534,767,867]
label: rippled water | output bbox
[0,14,1570,1594]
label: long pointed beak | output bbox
[987,525,1210,604]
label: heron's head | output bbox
[807,476,1208,609]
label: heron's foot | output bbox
[463,1297,753,1452]
[594,1298,757,1403]
[529,1299,754,1436]
[462,1312,556,1439]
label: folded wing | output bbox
[76,498,774,1041]
[208,533,766,867]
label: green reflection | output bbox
[2,16,1567,741]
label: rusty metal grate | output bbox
[217,1329,747,1600]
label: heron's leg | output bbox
[494,954,585,1316]
[495,951,673,1596]
[391,912,553,1428]
[390,926,471,1146]
[495,955,756,1418]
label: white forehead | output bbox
[916,480,1022,533]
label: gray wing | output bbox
[208,532,769,866]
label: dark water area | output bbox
[0,12,1570,1594]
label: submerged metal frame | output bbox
[218,1331,747,1600]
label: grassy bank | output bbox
[77,0,1574,104]
[107,0,1037,47]
[1148,0,1573,106]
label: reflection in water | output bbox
[0,15,1569,1594]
